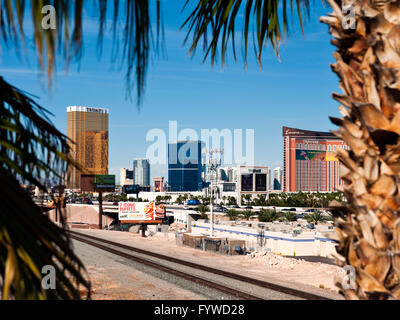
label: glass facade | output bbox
[168,141,205,191]
[66,106,109,189]
[133,159,150,187]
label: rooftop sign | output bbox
[283,126,338,139]
[67,106,109,114]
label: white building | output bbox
[237,166,270,204]
[120,168,134,187]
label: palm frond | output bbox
[181,0,310,67]
[0,77,71,189]
[0,167,90,300]
[0,77,90,299]
[0,0,162,105]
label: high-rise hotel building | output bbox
[168,140,205,192]
[66,106,109,189]
[133,159,151,187]
[283,126,348,192]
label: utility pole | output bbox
[98,191,103,230]
[207,149,224,238]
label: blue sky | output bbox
[1,1,340,183]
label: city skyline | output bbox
[1,1,340,183]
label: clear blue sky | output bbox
[1,1,340,183]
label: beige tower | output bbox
[67,106,109,189]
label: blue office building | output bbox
[168,140,205,191]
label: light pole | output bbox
[207,149,223,238]
[71,151,77,189]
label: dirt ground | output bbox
[73,239,206,300]
[73,228,343,299]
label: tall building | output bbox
[282,126,347,192]
[133,159,150,187]
[120,168,134,186]
[168,140,205,192]
[237,166,270,203]
[66,106,109,189]
[273,167,283,191]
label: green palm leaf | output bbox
[0,0,162,104]
[182,0,310,67]
[0,77,90,299]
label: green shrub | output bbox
[225,209,239,221]
[283,212,297,222]
[305,211,326,224]
[241,209,253,220]
[258,209,279,222]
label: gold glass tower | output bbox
[67,106,109,189]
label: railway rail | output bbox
[69,230,333,300]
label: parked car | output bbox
[232,205,240,208]
[244,206,253,210]
[106,220,120,231]
[83,198,93,205]
[187,199,200,206]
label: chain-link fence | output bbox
[176,232,245,255]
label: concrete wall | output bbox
[46,204,114,229]
[134,191,205,202]
[190,222,337,257]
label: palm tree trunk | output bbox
[321,0,400,299]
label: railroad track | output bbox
[69,230,332,300]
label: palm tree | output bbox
[222,196,227,205]
[228,196,237,206]
[305,211,326,225]
[244,194,252,205]
[283,212,298,222]
[319,0,400,299]
[258,209,279,223]
[182,0,400,300]
[241,209,253,221]
[3,0,400,301]
[225,209,239,221]
[254,194,267,206]
[0,78,90,299]
[196,204,209,219]
[0,0,161,299]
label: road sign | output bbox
[94,175,115,192]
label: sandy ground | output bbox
[72,228,343,299]
[73,239,206,300]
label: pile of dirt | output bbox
[169,223,186,232]
[247,251,306,270]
